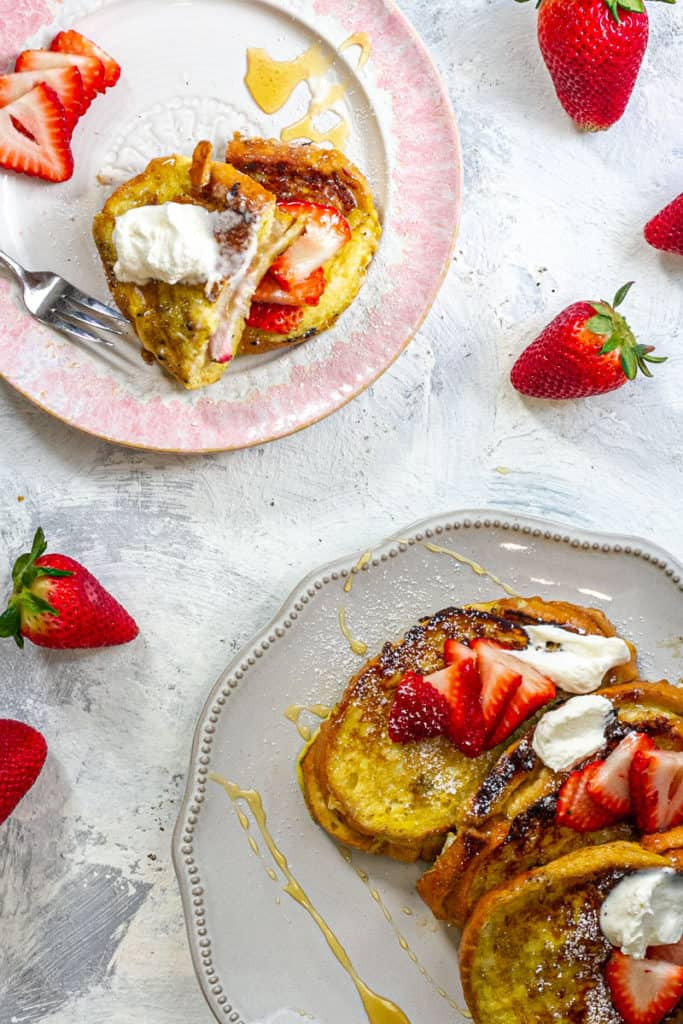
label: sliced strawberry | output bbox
[0,68,84,134]
[50,30,120,90]
[556,761,621,832]
[253,267,325,307]
[587,731,655,817]
[388,671,449,744]
[270,200,351,289]
[16,50,104,109]
[485,648,556,748]
[245,302,304,334]
[648,941,683,967]
[426,647,487,758]
[605,950,683,1024]
[0,83,73,183]
[630,748,683,834]
[471,638,523,742]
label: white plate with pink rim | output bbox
[173,508,683,1024]
[0,0,461,452]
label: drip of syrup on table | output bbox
[245,33,372,152]
[210,773,411,1024]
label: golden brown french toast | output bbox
[93,141,301,388]
[225,135,381,353]
[300,597,638,860]
[459,842,683,1024]
[418,680,683,926]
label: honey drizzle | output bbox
[244,33,372,152]
[338,848,468,1014]
[284,703,332,741]
[344,550,373,593]
[395,538,518,597]
[210,774,410,1024]
[339,605,369,656]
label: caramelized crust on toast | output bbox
[418,681,683,926]
[459,842,683,1024]
[300,597,639,860]
[225,135,381,353]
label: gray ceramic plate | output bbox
[173,509,683,1024]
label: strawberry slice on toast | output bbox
[630,748,683,834]
[50,30,120,90]
[605,949,683,1024]
[484,647,556,748]
[0,83,73,182]
[269,200,351,290]
[0,67,84,134]
[16,49,104,109]
[587,731,655,818]
[428,642,487,757]
[246,302,304,335]
[556,761,622,833]
[253,267,325,307]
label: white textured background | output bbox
[1,1,682,1021]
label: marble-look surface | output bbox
[1,1,681,1022]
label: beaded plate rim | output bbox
[172,506,683,1024]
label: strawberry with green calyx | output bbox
[516,0,676,132]
[0,527,138,649]
[511,282,666,400]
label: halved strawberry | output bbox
[630,748,683,834]
[245,302,304,334]
[50,30,120,90]
[388,671,449,744]
[253,267,325,307]
[270,200,351,289]
[471,638,523,743]
[648,941,683,967]
[485,648,556,747]
[427,645,487,758]
[587,731,655,818]
[0,68,84,134]
[605,950,683,1024]
[16,50,104,109]
[556,761,621,832]
[0,83,73,183]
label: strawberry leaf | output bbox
[586,314,614,337]
[617,0,645,10]
[33,567,72,579]
[621,347,638,379]
[599,337,621,354]
[21,592,59,617]
[12,527,47,587]
[591,302,613,317]
[0,605,21,639]
[613,281,634,308]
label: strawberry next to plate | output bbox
[388,637,556,755]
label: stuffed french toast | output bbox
[93,135,380,388]
[299,596,638,863]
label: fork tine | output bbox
[59,295,128,336]
[49,313,116,349]
[64,288,129,325]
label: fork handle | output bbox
[0,249,27,286]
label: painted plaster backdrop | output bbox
[0,2,682,1024]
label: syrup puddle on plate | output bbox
[210,773,410,1024]
[245,33,372,151]
[397,539,519,597]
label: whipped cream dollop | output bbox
[600,870,683,959]
[512,624,630,694]
[113,202,221,288]
[532,694,613,772]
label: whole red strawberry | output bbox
[511,282,666,399]
[645,193,683,255]
[0,528,138,649]
[0,719,47,825]
[519,0,673,131]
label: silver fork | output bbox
[0,248,129,349]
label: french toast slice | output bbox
[93,141,302,388]
[225,135,381,354]
[300,597,638,860]
[459,842,683,1024]
[418,680,683,926]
